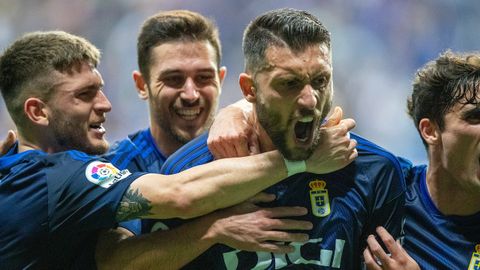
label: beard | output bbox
[256,100,321,161]
[49,109,108,155]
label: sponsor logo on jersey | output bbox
[85,161,131,188]
[468,244,480,270]
[309,179,331,217]
[222,237,345,269]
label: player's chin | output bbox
[88,139,109,155]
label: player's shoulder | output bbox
[352,133,404,169]
[161,132,213,174]
[350,133,407,182]
[106,129,146,159]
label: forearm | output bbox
[96,218,217,270]
[172,151,287,217]
[134,150,288,219]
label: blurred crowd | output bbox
[1,0,479,164]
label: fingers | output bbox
[366,233,391,266]
[258,231,309,243]
[262,206,309,218]
[322,106,343,127]
[254,242,295,254]
[339,118,356,133]
[248,131,260,155]
[208,144,227,160]
[375,226,400,257]
[247,192,276,204]
[347,139,358,161]
[0,130,16,156]
[265,218,313,231]
[233,135,251,157]
[363,247,383,270]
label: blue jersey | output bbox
[403,165,480,270]
[156,132,406,269]
[105,128,167,172]
[0,143,144,269]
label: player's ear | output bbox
[24,97,49,126]
[419,118,440,145]
[133,71,149,100]
[239,73,256,103]
[216,66,227,96]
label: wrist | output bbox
[283,158,307,177]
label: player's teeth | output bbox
[177,109,200,115]
[299,116,313,123]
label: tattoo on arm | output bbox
[115,187,153,222]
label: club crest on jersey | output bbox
[309,179,331,217]
[468,244,480,270]
[85,161,131,188]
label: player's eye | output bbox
[276,78,303,92]
[163,75,186,88]
[196,73,215,86]
[311,76,328,90]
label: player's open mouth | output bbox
[176,108,201,121]
[90,124,106,134]
[294,116,314,144]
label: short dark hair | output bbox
[407,50,480,147]
[243,8,331,74]
[0,31,100,128]
[137,10,222,84]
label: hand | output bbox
[209,192,312,253]
[0,130,16,156]
[208,100,259,159]
[306,107,357,174]
[363,227,420,270]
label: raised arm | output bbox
[208,99,258,158]
[96,193,313,270]
[118,123,357,222]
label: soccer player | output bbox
[96,10,352,269]
[363,51,480,269]
[0,30,355,269]
[157,8,406,269]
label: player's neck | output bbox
[149,124,182,157]
[16,134,54,153]
[426,165,480,216]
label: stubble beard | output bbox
[50,111,108,155]
[256,101,320,161]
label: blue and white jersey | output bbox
[403,165,480,270]
[155,132,406,269]
[0,143,144,269]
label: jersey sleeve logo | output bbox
[85,161,131,188]
[468,244,480,270]
[309,179,331,217]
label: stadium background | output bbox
[0,0,479,165]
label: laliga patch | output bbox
[309,179,331,217]
[468,244,480,270]
[85,161,131,188]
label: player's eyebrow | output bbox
[460,105,480,119]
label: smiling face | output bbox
[251,43,333,160]
[47,61,111,154]
[144,40,224,148]
[434,101,480,192]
